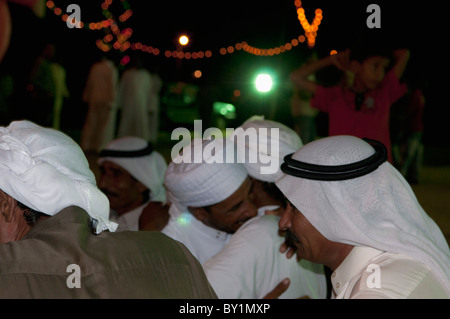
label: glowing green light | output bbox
[177,213,191,226]
[255,73,273,93]
[213,102,236,119]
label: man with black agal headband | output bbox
[276,135,450,298]
[98,136,168,231]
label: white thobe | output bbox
[117,68,153,140]
[161,204,276,265]
[161,212,231,265]
[331,246,449,299]
[203,215,328,299]
[161,204,269,265]
[109,202,148,231]
[81,59,118,152]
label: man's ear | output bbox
[188,206,209,222]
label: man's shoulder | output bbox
[104,227,184,250]
[232,215,281,244]
[161,213,192,238]
[371,252,431,275]
[239,214,279,231]
[354,252,448,298]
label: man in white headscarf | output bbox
[203,117,328,299]
[276,135,450,298]
[98,136,168,231]
[162,137,257,264]
[0,120,217,298]
[231,115,304,215]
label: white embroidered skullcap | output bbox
[275,135,450,293]
[98,137,167,203]
[0,120,117,233]
[165,137,247,215]
[231,115,303,182]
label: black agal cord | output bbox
[280,138,387,181]
[99,143,154,158]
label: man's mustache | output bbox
[285,228,300,245]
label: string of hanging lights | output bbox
[45,0,323,60]
[294,0,322,48]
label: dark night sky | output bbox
[3,0,449,147]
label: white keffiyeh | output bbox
[0,120,117,233]
[98,136,167,203]
[275,135,450,294]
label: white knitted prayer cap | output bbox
[165,137,248,214]
[231,115,303,182]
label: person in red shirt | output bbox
[290,40,410,163]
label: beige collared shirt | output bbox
[331,246,449,299]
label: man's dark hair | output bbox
[262,182,286,207]
[142,189,150,204]
[17,201,46,226]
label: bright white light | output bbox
[179,35,189,45]
[255,73,273,93]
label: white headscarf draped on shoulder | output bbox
[276,135,450,293]
[98,136,167,203]
[0,120,117,233]
[165,137,247,217]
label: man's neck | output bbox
[326,244,354,271]
[116,200,146,216]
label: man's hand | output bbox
[263,278,311,299]
[330,49,351,71]
[263,278,290,299]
